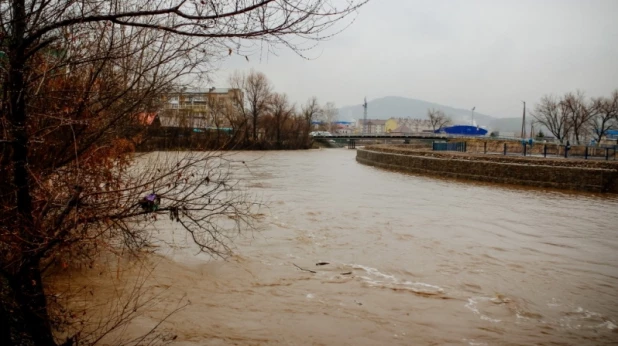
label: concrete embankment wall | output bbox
[356,147,618,193]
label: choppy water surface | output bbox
[145,149,618,345]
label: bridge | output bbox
[311,134,448,140]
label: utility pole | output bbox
[521,101,526,138]
[471,106,476,125]
[362,97,368,134]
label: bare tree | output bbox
[427,108,451,132]
[590,90,618,145]
[226,73,315,150]
[228,72,251,143]
[1,22,202,346]
[532,95,572,144]
[322,102,338,133]
[206,94,236,148]
[562,90,593,144]
[0,0,369,345]
[234,70,272,142]
[245,71,273,142]
[301,97,322,144]
[283,112,306,148]
[229,70,273,142]
[270,93,294,144]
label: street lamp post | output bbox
[521,101,526,139]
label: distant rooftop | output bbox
[392,124,412,133]
[358,119,387,125]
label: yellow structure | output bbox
[385,118,399,133]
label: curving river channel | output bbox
[129,149,618,345]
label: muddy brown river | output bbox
[80,149,618,345]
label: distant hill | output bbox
[337,96,522,133]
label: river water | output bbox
[115,149,618,345]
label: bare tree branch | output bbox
[427,108,451,132]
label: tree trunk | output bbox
[6,1,57,345]
[305,118,311,147]
[216,124,221,148]
[10,264,57,346]
[9,0,33,222]
[252,111,257,142]
[595,124,604,145]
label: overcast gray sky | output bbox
[211,0,618,118]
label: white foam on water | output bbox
[465,297,502,323]
[597,321,617,330]
[465,298,481,314]
[575,307,602,318]
[402,280,444,291]
[546,298,561,308]
[306,293,315,299]
[349,264,444,295]
[351,264,397,281]
[463,339,488,346]
[558,306,615,331]
[480,315,502,323]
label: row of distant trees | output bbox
[224,70,337,148]
[159,70,338,150]
[533,90,618,145]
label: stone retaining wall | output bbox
[457,138,617,158]
[356,146,618,193]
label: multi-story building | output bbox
[356,119,387,134]
[385,118,399,133]
[159,88,242,129]
[333,121,355,134]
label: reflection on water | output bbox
[116,149,618,345]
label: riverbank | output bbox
[357,145,618,193]
[133,127,313,151]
